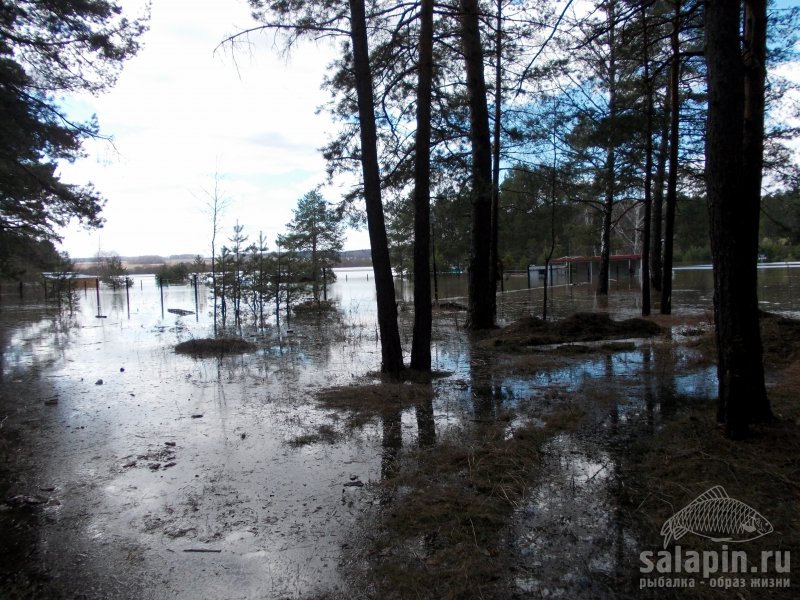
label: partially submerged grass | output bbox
[317,381,434,429]
[287,424,341,447]
[310,370,588,596]
[609,317,800,598]
[345,406,586,599]
[482,312,663,351]
[325,310,800,597]
[615,384,800,598]
[174,337,256,357]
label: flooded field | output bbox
[1,265,798,598]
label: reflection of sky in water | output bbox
[515,433,634,598]
[0,265,796,597]
[1,264,797,393]
[430,343,716,433]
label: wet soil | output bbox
[0,275,798,599]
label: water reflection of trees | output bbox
[0,311,79,382]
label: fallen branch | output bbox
[182,548,222,553]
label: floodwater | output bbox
[0,265,798,598]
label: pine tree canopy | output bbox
[0,0,147,251]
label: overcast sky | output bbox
[57,0,367,259]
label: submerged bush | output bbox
[293,299,337,315]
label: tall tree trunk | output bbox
[741,0,771,422]
[211,245,217,336]
[597,1,617,297]
[650,102,668,293]
[660,0,681,314]
[411,0,434,371]
[543,119,558,320]
[641,3,653,317]
[597,149,615,296]
[705,0,771,438]
[460,0,495,329]
[311,239,319,304]
[348,0,404,374]
[490,0,502,316]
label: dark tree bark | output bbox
[410,0,434,371]
[348,0,404,374]
[650,105,668,293]
[460,0,495,329]
[660,0,681,314]
[705,0,772,438]
[490,0,502,317]
[641,3,653,317]
[743,0,768,261]
[740,0,771,424]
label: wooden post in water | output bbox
[18,281,23,300]
[95,278,102,317]
[159,277,164,319]
[431,219,439,306]
[125,278,131,319]
[193,274,199,322]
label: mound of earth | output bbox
[760,311,800,368]
[484,312,662,350]
[175,337,256,357]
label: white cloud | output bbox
[57,0,367,258]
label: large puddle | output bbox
[0,266,797,597]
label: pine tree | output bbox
[0,1,147,253]
[282,191,345,306]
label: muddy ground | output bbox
[0,280,798,599]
